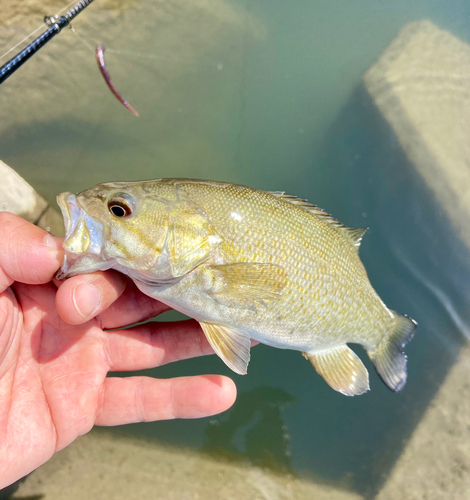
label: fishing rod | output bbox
[0,0,95,85]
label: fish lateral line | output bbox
[95,44,139,117]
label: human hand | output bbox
[0,213,236,489]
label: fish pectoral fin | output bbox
[200,322,251,375]
[204,263,288,306]
[303,345,370,396]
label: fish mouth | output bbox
[55,193,110,280]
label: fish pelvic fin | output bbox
[200,321,251,375]
[368,313,417,392]
[303,344,370,396]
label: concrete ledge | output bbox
[377,345,470,500]
[0,160,63,236]
[12,430,362,500]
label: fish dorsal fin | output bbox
[268,191,367,251]
[342,227,368,251]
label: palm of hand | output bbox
[0,214,236,489]
[2,282,108,467]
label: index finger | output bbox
[55,273,170,326]
[0,212,63,292]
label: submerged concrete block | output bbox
[364,20,470,499]
[364,20,470,249]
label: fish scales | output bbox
[56,179,417,396]
[175,182,382,343]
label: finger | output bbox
[104,319,211,371]
[55,270,128,325]
[0,288,21,374]
[56,273,170,327]
[97,279,171,330]
[104,319,259,372]
[0,212,63,292]
[95,375,237,425]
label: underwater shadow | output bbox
[0,475,41,500]
[202,386,297,474]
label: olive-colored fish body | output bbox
[57,179,416,396]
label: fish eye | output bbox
[107,195,134,218]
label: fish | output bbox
[56,179,417,396]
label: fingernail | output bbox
[73,283,101,320]
[44,234,63,252]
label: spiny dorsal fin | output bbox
[268,191,367,252]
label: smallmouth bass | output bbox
[56,179,417,396]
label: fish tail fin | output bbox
[368,313,417,392]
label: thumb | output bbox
[0,212,63,292]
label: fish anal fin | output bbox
[200,321,251,375]
[267,192,367,251]
[368,313,417,392]
[303,345,370,396]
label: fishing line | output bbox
[1,0,226,71]
[70,27,95,53]
[0,0,79,62]
[70,30,192,63]
[73,33,223,67]
[0,0,96,84]
[70,16,225,67]
[390,242,470,347]
[71,26,223,117]
[0,26,44,63]
[1,0,227,101]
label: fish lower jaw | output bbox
[56,253,116,279]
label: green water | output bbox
[2,0,470,497]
